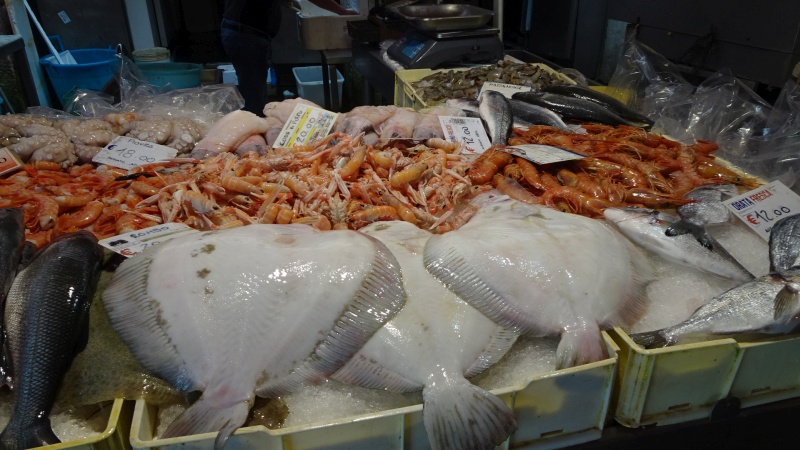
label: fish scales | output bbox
[478,91,513,146]
[512,91,640,127]
[0,208,25,388]
[0,231,103,450]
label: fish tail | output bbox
[0,418,60,449]
[556,326,608,370]
[422,379,517,450]
[630,330,671,349]
[161,395,250,449]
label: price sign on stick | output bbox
[505,144,585,165]
[479,81,532,98]
[438,116,491,154]
[273,104,338,148]
[724,180,800,241]
[93,136,178,170]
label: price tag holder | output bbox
[505,144,585,165]
[724,180,800,241]
[99,222,199,257]
[479,81,532,98]
[93,136,178,170]
[438,116,491,154]
[0,148,24,176]
[273,104,338,148]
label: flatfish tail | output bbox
[257,236,407,397]
[161,400,251,450]
[423,377,517,450]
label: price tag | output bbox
[479,81,532,98]
[438,116,491,154]
[93,136,178,170]
[505,144,585,165]
[0,148,24,176]
[724,180,800,241]
[99,222,199,257]
[273,104,338,148]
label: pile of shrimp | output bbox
[478,124,762,217]
[0,133,484,248]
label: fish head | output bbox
[603,206,667,228]
[774,276,800,323]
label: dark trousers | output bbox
[221,19,272,115]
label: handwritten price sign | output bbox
[438,116,491,154]
[273,104,338,148]
[93,136,178,170]
[99,222,198,257]
[724,180,800,241]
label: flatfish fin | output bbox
[333,354,422,392]
[605,236,653,328]
[423,377,517,450]
[556,322,607,370]
[161,398,251,450]
[256,238,406,397]
[464,325,519,378]
[101,246,198,392]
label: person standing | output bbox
[221,0,282,115]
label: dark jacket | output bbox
[222,0,282,38]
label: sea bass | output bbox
[334,221,519,450]
[604,207,753,281]
[0,231,103,450]
[512,91,640,127]
[102,225,406,449]
[632,273,800,348]
[665,184,739,249]
[508,98,571,131]
[478,90,513,145]
[424,194,652,369]
[769,214,800,273]
[0,208,25,388]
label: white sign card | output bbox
[93,136,178,170]
[438,116,492,154]
[479,81,532,98]
[99,222,199,257]
[724,180,800,241]
[505,144,585,165]
[273,104,338,148]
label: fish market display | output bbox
[478,90,512,146]
[334,105,397,145]
[424,194,652,369]
[190,110,271,159]
[0,208,25,388]
[665,183,739,249]
[769,214,800,273]
[101,224,406,448]
[412,105,465,140]
[334,221,519,450]
[540,84,655,126]
[378,107,422,140]
[512,92,641,127]
[508,98,571,131]
[604,207,753,282]
[0,231,103,450]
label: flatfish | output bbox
[0,208,25,388]
[424,195,652,369]
[0,231,103,450]
[334,221,519,450]
[101,224,406,449]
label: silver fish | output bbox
[334,221,519,450]
[512,91,640,127]
[604,207,753,281]
[508,98,571,130]
[769,214,800,273]
[478,90,512,145]
[541,84,655,126]
[632,273,800,348]
[424,195,652,369]
[665,184,739,249]
[0,208,25,388]
[102,224,406,449]
[0,231,103,450]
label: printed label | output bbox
[0,148,23,176]
[479,81,532,98]
[724,180,800,241]
[57,11,71,24]
[273,104,338,148]
[438,116,491,154]
[505,144,585,165]
[93,136,178,170]
[99,222,199,257]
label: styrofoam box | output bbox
[293,66,344,107]
[610,327,800,428]
[129,333,620,450]
[43,398,133,450]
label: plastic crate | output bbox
[609,327,800,428]
[292,66,344,107]
[34,398,133,450]
[129,333,620,450]
[137,62,202,90]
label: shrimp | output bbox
[493,175,542,205]
[57,200,104,232]
[516,157,551,192]
[541,186,615,217]
[348,205,399,227]
[468,148,513,184]
[390,162,428,188]
[337,145,368,181]
[696,160,760,189]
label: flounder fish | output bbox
[334,221,519,450]
[102,224,406,449]
[424,194,652,369]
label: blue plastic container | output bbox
[137,62,203,90]
[40,48,119,106]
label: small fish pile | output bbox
[101,224,406,448]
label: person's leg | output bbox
[221,27,271,115]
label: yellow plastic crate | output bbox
[610,327,800,428]
[37,398,132,450]
[129,333,620,450]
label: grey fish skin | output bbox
[0,231,103,450]
[508,98,571,130]
[512,91,640,127]
[666,184,739,249]
[769,214,800,273]
[632,273,800,348]
[541,84,655,126]
[0,208,25,388]
[478,90,513,146]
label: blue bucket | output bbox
[137,62,203,90]
[40,48,119,106]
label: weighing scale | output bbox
[387,26,503,69]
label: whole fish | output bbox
[0,208,25,388]
[604,207,753,282]
[665,184,739,249]
[512,91,640,127]
[508,98,571,130]
[424,194,652,369]
[447,98,532,129]
[478,90,513,145]
[0,231,103,450]
[334,222,519,450]
[541,84,654,126]
[102,225,406,449]
[769,214,800,273]
[632,273,800,348]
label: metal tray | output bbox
[391,4,493,31]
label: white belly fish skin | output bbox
[334,221,519,450]
[101,224,406,449]
[424,195,652,369]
